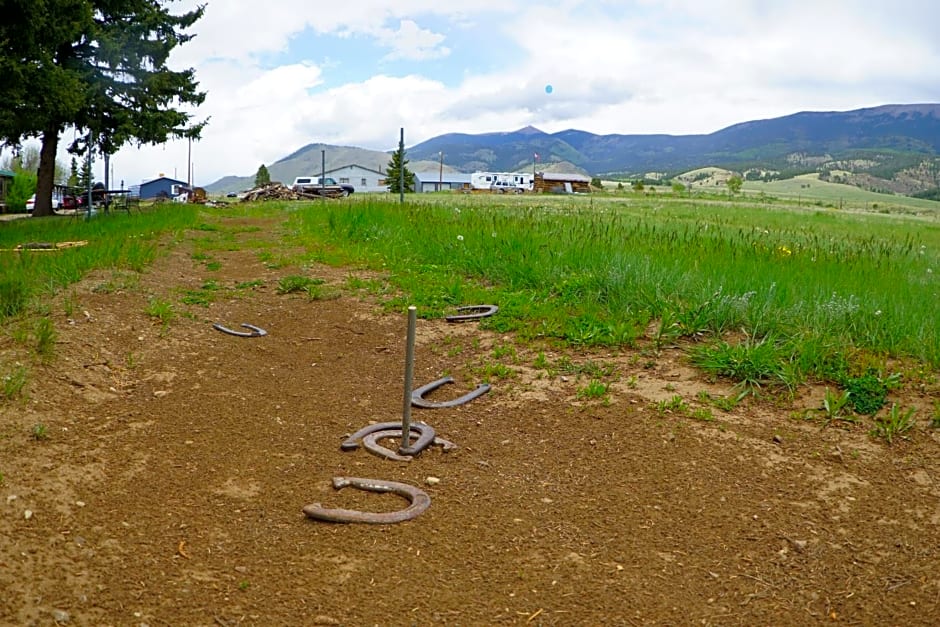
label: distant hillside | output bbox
[207,104,940,196]
[406,104,940,194]
[409,104,940,173]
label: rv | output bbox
[511,172,534,191]
[470,171,533,192]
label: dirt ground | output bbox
[2,214,940,626]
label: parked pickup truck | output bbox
[291,176,355,197]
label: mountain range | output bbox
[206,104,940,196]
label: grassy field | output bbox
[598,172,940,216]
[742,173,940,213]
[2,194,938,407]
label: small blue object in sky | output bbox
[545,84,553,94]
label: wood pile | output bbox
[239,183,299,201]
[532,173,592,194]
[239,182,343,202]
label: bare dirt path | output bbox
[2,215,939,626]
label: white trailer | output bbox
[471,171,533,191]
[511,173,534,191]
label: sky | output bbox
[48,0,940,186]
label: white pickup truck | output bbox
[291,176,355,197]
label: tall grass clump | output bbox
[1,363,28,400]
[33,317,57,362]
[284,195,940,380]
[0,276,31,319]
[691,335,792,396]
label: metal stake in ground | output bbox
[400,306,417,455]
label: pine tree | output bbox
[77,158,93,192]
[254,164,271,188]
[386,141,415,194]
[68,157,79,188]
[0,1,206,216]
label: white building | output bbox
[413,171,472,193]
[319,164,388,193]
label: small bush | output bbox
[843,369,899,415]
[6,172,37,212]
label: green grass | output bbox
[33,317,57,363]
[691,335,790,396]
[279,194,938,394]
[277,274,323,292]
[743,173,940,214]
[0,206,199,321]
[657,395,689,414]
[145,298,176,329]
[1,363,28,400]
[576,379,610,400]
[180,280,221,306]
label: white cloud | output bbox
[377,20,450,61]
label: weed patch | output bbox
[692,336,785,396]
[870,403,916,444]
[34,317,57,363]
[576,379,610,400]
[31,423,49,441]
[2,364,28,400]
[843,369,900,415]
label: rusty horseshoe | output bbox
[411,376,490,409]
[362,429,458,461]
[340,421,437,456]
[212,322,268,337]
[302,477,430,524]
[445,304,499,323]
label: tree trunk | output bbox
[34,125,61,217]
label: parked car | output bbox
[25,190,77,212]
[291,176,355,197]
[490,180,522,194]
[61,194,84,209]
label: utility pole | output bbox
[438,151,443,192]
[399,128,405,204]
[187,137,192,188]
[85,131,93,219]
